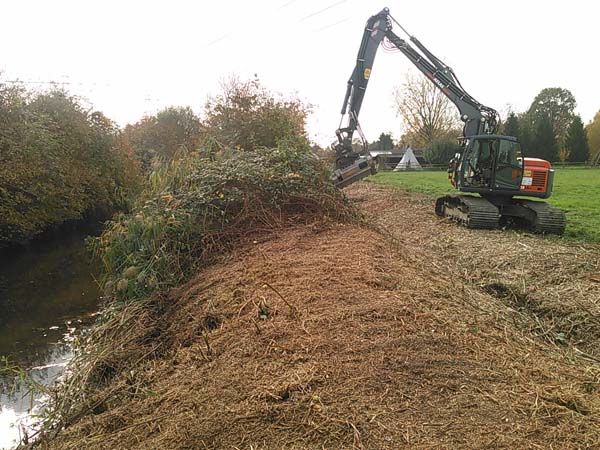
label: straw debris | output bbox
[30,182,600,449]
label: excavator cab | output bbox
[455,135,523,195]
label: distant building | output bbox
[370,146,427,170]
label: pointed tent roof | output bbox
[394,147,422,171]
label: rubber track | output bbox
[436,195,500,230]
[517,200,566,235]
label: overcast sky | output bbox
[1,0,597,146]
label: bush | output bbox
[93,142,355,304]
[0,85,140,246]
[120,106,203,171]
[425,138,461,165]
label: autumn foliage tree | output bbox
[586,111,600,164]
[393,73,460,149]
[0,84,138,246]
[203,77,310,152]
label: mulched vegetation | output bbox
[33,183,600,449]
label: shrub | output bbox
[424,137,462,165]
[120,106,203,171]
[93,142,355,304]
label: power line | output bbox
[204,0,348,48]
[315,17,349,32]
[207,34,230,47]
[277,0,297,10]
[2,79,111,87]
[299,0,347,22]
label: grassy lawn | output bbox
[370,167,600,243]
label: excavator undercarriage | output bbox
[435,195,566,234]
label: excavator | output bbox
[331,8,566,234]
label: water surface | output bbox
[0,224,103,449]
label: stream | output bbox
[0,224,103,449]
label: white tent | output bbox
[394,147,422,171]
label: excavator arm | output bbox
[330,9,390,188]
[332,7,499,188]
[335,9,389,167]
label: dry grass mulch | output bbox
[353,182,600,360]
[37,184,600,449]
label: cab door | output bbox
[492,138,523,191]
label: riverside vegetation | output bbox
[0,84,140,246]
[18,78,358,446]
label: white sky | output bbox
[1,0,597,146]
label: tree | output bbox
[203,77,310,152]
[586,110,600,162]
[393,73,459,149]
[518,115,534,156]
[369,132,394,151]
[527,87,576,146]
[0,85,137,245]
[122,106,202,170]
[503,112,520,138]
[425,138,462,165]
[530,114,558,162]
[565,116,589,162]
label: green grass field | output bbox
[370,167,600,242]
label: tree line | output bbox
[0,78,309,246]
[502,88,589,163]
[391,75,600,165]
[0,84,139,246]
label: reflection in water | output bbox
[0,223,103,449]
[0,343,70,449]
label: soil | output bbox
[38,183,600,449]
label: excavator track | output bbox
[435,196,566,235]
[435,195,500,230]
[513,200,566,235]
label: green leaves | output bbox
[527,87,577,148]
[203,77,310,153]
[93,143,354,304]
[531,114,558,162]
[565,116,590,163]
[0,84,139,246]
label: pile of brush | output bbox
[95,143,355,305]
[25,142,355,447]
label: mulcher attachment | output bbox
[435,195,566,235]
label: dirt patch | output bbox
[36,184,600,449]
